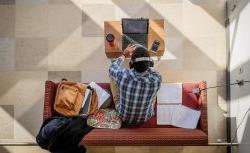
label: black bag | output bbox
[36,116,92,153]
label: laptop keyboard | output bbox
[122,34,148,51]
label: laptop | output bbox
[122,18,149,51]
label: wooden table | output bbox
[104,19,165,58]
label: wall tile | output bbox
[0,5,15,37]
[15,0,48,4]
[48,37,109,71]
[0,105,14,139]
[0,38,15,71]
[0,71,47,105]
[114,1,149,20]
[82,4,115,37]
[81,69,110,82]
[0,0,15,5]
[48,4,82,38]
[15,5,48,37]
[49,0,71,4]
[148,0,183,3]
[182,37,219,70]
[14,103,43,141]
[182,0,225,38]
[15,38,48,70]
[154,37,183,71]
[48,71,81,82]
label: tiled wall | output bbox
[0,0,227,152]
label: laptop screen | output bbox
[122,19,149,34]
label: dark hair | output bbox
[130,47,150,73]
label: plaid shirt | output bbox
[109,56,161,124]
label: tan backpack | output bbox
[54,81,87,116]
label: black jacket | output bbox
[36,116,92,153]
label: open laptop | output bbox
[122,18,149,51]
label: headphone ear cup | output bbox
[148,60,154,67]
[129,61,133,69]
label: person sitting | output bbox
[109,44,162,125]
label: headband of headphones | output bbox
[130,57,154,68]
[133,57,153,63]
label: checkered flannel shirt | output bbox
[109,55,162,124]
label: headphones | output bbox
[129,57,154,69]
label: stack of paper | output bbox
[156,83,201,129]
[89,82,110,109]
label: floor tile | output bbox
[0,146,14,153]
[149,146,226,153]
[0,5,15,37]
[115,146,150,153]
[15,38,48,70]
[48,4,82,38]
[82,4,115,36]
[87,146,115,153]
[15,5,48,37]
[0,38,15,71]
[48,71,82,82]
[14,146,49,153]
[0,105,14,139]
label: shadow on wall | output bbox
[0,98,44,139]
[227,0,250,22]
[112,0,219,71]
[188,0,226,26]
[230,60,250,100]
[240,114,250,151]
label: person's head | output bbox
[130,47,151,73]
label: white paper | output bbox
[172,105,201,129]
[157,105,176,125]
[157,83,182,104]
[89,82,110,109]
[157,105,201,129]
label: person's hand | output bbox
[123,44,137,56]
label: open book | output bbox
[157,83,201,129]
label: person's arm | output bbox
[109,44,137,81]
[109,55,125,82]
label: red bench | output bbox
[43,81,208,146]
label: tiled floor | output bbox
[0,0,228,152]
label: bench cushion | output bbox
[81,128,208,146]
